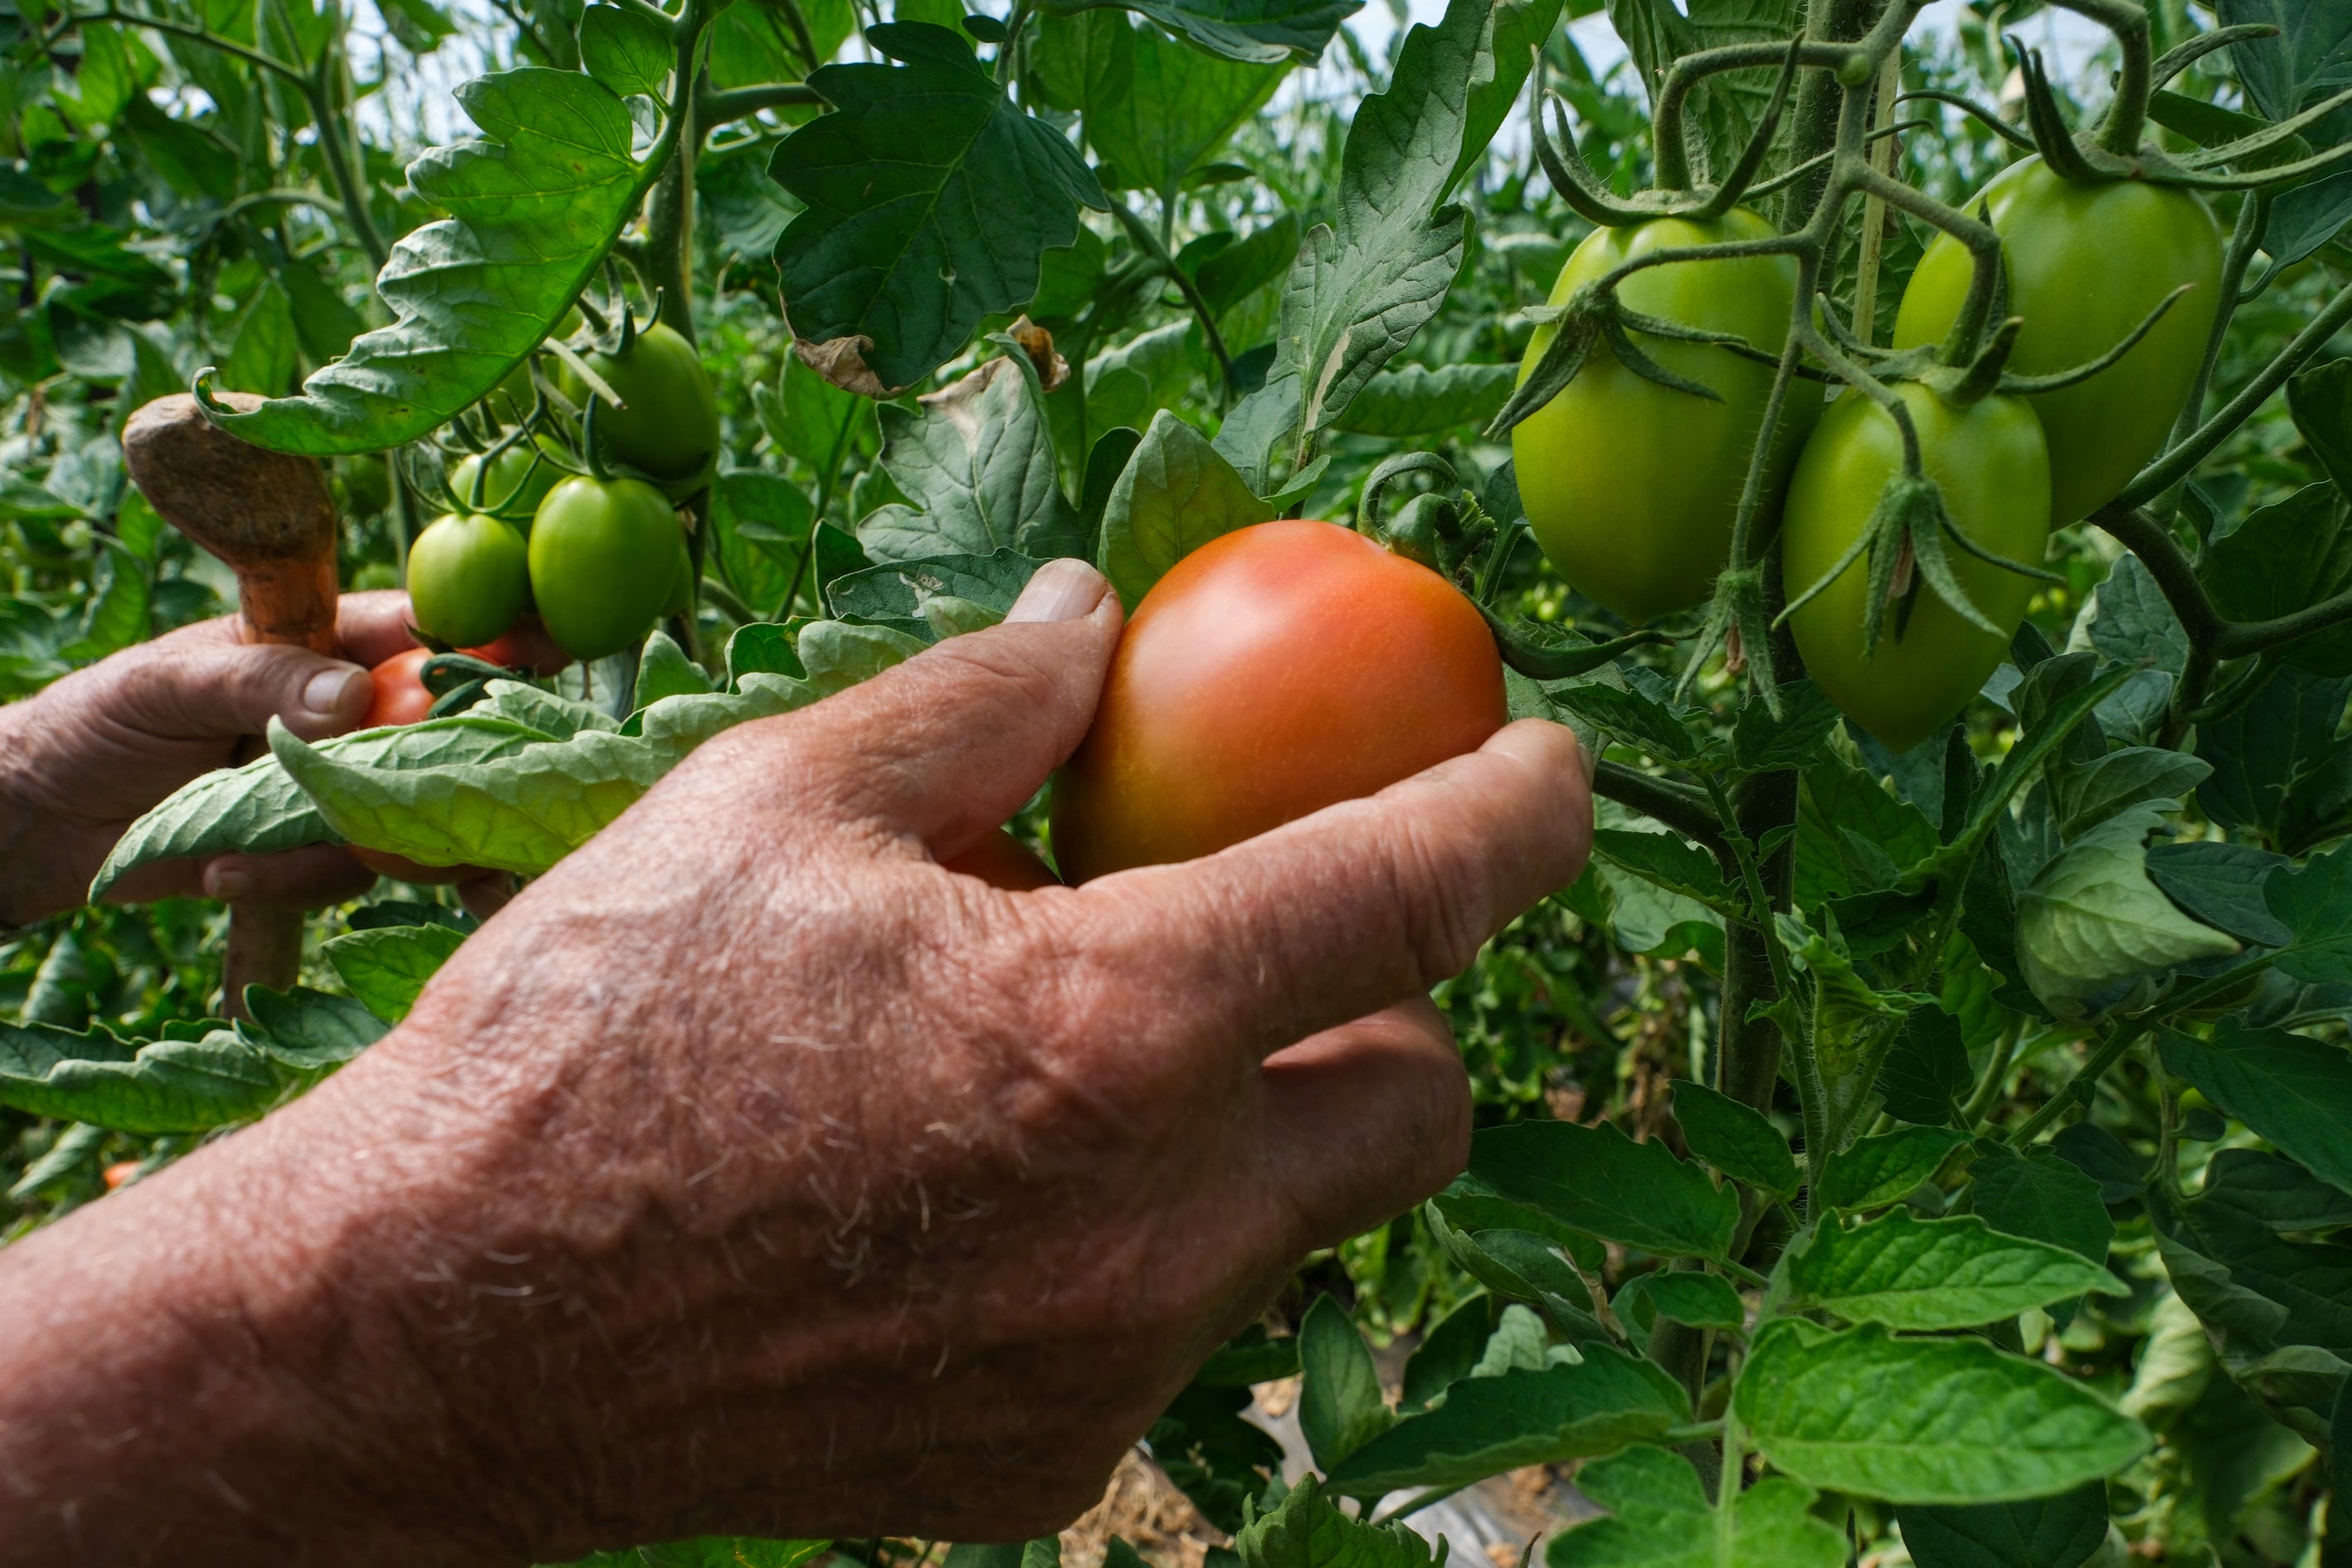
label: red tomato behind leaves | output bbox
[1049,520,1507,883]
[363,646,435,728]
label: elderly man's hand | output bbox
[0,559,1593,1566]
[0,591,421,924]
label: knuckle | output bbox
[1381,809,1493,985]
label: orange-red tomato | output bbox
[462,614,572,675]
[103,1161,141,1191]
[363,646,435,728]
[1050,520,1507,883]
[942,827,1060,890]
[355,646,470,884]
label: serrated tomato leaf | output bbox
[1546,1444,1848,1568]
[1736,1320,2150,1504]
[205,70,655,455]
[1323,1349,1687,1497]
[772,24,1108,395]
[1785,1210,2125,1331]
[321,923,467,1023]
[1467,1119,1739,1259]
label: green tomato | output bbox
[564,321,721,486]
[528,475,681,660]
[1782,382,2053,754]
[450,437,564,524]
[407,512,531,650]
[1512,207,1821,625]
[1892,156,2222,524]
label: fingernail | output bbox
[206,865,252,901]
[1575,731,1599,786]
[1005,558,1109,624]
[304,667,369,718]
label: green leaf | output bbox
[1971,1141,2116,1269]
[1466,1119,1739,1259]
[1815,1126,1969,1212]
[1097,409,1273,608]
[1638,1270,1746,1332]
[1736,1319,2150,1504]
[580,3,674,98]
[796,619,927,695]
[2197,669,2352,857]
[1324,1350,1688,1498]
[1590,830,1738,916]
[1329,363,1513,437]
[1546,1444,1848,1568]
[635,629,715,706]
[1074,15,1284,207]
[2015,806,2239,1017]
[2267,842,2352,984]
[771,24,1108,394]
[1669,1080,1798,1198]
[2160,1021,2352,1196]
[1731,680,1842,777]
[1152,1382,1286,1535]
[1543,683,1700,764]
[825,549,1039,639]
[2144,840,2293,947]
[1426,1218,1610,1342]
[0,1019,290,1134]
[1216,0,1488,476]
[1298,1294,1395,1473]
[858,355,1090,564]
[90,715,557,898]
[1895,1484,2111,1568]
[2155,1179,2352,1360]
[241,984,390,1068]
[321,923,468,1023]
[1877,1006,1971,1128]
[1235,1474,1439,1568]
[1399,1295,1503,1413]
[2047,747,2212,839]
[1053,0,1359,66]
[2203,1148,2352,1233]
[217,277,298,397]
[1198,1323,1303,1387]
[205,70,651,454]
[270,718,672,876]
[1786,1210,2125,1331]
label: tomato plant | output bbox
[1782,382,2052,752]
[407,512,531,650]
[11,0,2352,1561]
[1051,521,1506,883]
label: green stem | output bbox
[1111,202,1234,385]
[1963,1025,2022,1130]
[2114,281,2352,511]
[2004,959,2272,1147]
[699,81,822,124]
[1592,761,1728,856]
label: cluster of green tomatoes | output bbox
[1514,155,2221,752]
[407,315,722,664]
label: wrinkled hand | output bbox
[0,561,1594,1567]
[0,592,477,925]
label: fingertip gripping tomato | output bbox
[407,512,530,650]
[1512,208,1820,625]
[1781,382,2053,755]
[1049,519,1507,884]
[528,475,681,661]
[1892,156,2221,524]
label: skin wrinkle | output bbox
[0,579,1593,1566]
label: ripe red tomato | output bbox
[354,646,477,884]
[943,827,1060,890]
[1049,520,1507,883]
[363,646,435,728]
[103,1161,141,1191]
[461,615,572,675]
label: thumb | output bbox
[780,558,1121,854]
[105,629,375,744]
